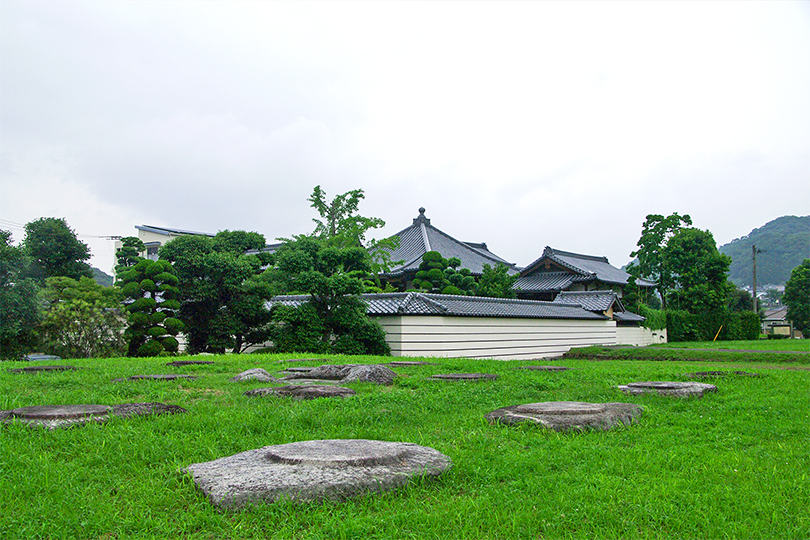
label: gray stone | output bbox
[486,401,643,431]
[340,364,397,385]
[244,384,356,400]
[617,381,717,397]
[430,373,497,381]
[283,364,397,386]
[112,374,197,382]
[186,439,452,508]
[7,365,77,373]
[111,402,188,418]
[230,368,278,383]
[2,402,186,429]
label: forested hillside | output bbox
[720,215,809,287]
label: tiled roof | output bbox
[268,292,606,320]
[375,208,517,277]
[512,271,582,293]
[613,311,646,323]
[552,291,620,312]
[520,246,656,289]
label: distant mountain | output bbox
[720,215,810,288]
[92,266,114,287]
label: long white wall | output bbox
[615,326,668,347]
[375,315,618,360]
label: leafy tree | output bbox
[727,287,761,314]
[115,236,146,276]
[665,228,733,314]
[0,230,41,359]
[783,259,810,336]
[116,259,183,356]
[38,276,125,358]
[627,212,692,309]
[411,251,478,295]
[308,185,385,245]
[477,263,518,299]
[159,231,272,354]
[22,217,93,283]
[266,235,390,355]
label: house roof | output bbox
[268,292,606,320]
[763,306,788,321]
[552,290,646,323]
[516,246,655,291]
[136,225,215,237]
[376,208,517,277]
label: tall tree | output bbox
[783,259,810,336]
[477,263,518,299]
[23,217,93,282]
[116,259,183,356]
[627,212,692,309]
[0,230,41,359]
[159,231,272,354]
[665,228,733,314]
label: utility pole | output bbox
[752,245,761,313]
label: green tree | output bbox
[116,259,183,356]
[665,228,733,314]
[783,259,810,336]
[477,263,518,298]
[38,276,126,358]
[114,236,146,276]
[266,235,390,355]
[0,230,41,359]
[159,231,272,354]
[627,212,692,309]
[308,185,385,245]
[411,252,478,295]
[23,217,93,283]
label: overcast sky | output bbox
[2,1,809,274]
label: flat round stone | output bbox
[265,439,411,467]
[516,401,606,415]
[284,367,315,373]
[430,373,497,381]
[186,439,453,508]
[11,404,109,420]
[244,385,356,400]
[627,381,689,389]
[8,365,77,373]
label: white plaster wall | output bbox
[615,326,668,346]
[375,315,618,360]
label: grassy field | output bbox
[1,349,809,539]
[651,339,810,352]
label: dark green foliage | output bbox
[665,228,733,314]
[22,217,93,283]
[411,251,478,295]
[627,212,692,309]
[159,230,272,354]
[0,229,41,359]
[783,259,810,336]
[266,236,390,356]
[114,236,145,276]
[38,277,126,358]
[91,267,114,287]
[727,286,760,313]
[117,259,183,357]
[666,309,762,342]
[720,215,810,287]
[477,263,517,298]
[637,305,666,330]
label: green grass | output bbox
[651,339,810,352]
[1,352,809,539]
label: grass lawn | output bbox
[1,352,809,539]
[650,339,810,352]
